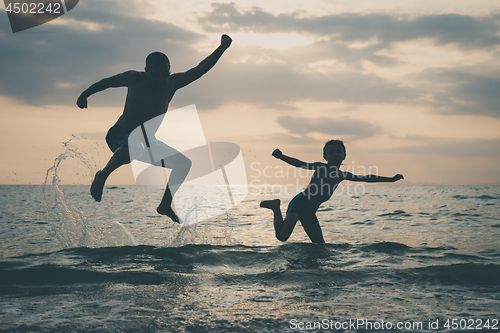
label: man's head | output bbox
[145,52,170,79]
[323,139,346,164]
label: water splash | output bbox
[167,212,235,247]
[43,135,137,249]
[111,221,138,246]
[42,135,236,249]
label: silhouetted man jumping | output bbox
[76,34,233,223]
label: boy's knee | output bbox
[276,233,290,242]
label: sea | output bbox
[1,140,499,332]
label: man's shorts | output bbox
[105,125,188,168]
[105,125,131,152]
[286,192,320,227]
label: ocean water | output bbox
[1,184,499,332]
[1,141,499,332]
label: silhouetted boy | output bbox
[260,140,404,243]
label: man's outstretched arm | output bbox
[76,71,140,109]
[173,34,232,90]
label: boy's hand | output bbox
[392,174,404,182]
[272,149,283,159]
[221,34,232,49]
[76,95,88,109]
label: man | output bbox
[76,34,232,223]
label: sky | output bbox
[1,0,499,186]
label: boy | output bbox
[260,140,404,243]
[76,35,232,223]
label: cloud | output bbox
[1,4,422,112]
[253,133,323,146]
[0,0,203,107]
[192,3,500,117]
[172,50,422,110]
[277,115,380,140]
[1,0,498,121]
[200,3,500,49]
[393,137,500,157]
[420,69,500,118]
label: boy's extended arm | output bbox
[76,71,139,109]
[272,149,320,170]
[173,34,232,90]
[346,173,404,183]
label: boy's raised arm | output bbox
[173,34,232,90]
[346,173,404,183]
[272,149,320,170]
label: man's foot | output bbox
[90,171,105,202]
[260,199,280,209]
[157,205,180,224]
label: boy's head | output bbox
[145,52,171,79]
[323,139,346,164]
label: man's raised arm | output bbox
[173,34,232,90]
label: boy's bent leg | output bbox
[260,200,299,241]
[91,146,130,202]
[260,199,283,233]
[276,213,299,242]
[301,219,325,243]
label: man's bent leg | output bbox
[162,152,192,199]
[156,185,180,223]
[156,152,191,223]
[91,146,130,202]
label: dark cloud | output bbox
[304,40,400,68]
[277,115,380,140]
[412,69,500,118]
[172,54,422,110]
[200,3,500,49]
[0,0,499,120]
[0,0,203,107]
[193,3,500,117]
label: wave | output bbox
[2,243,499,298]
[377,210,412,217]
[401,263,500,287]
[452,194,499,200]
[360,241,411,253]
